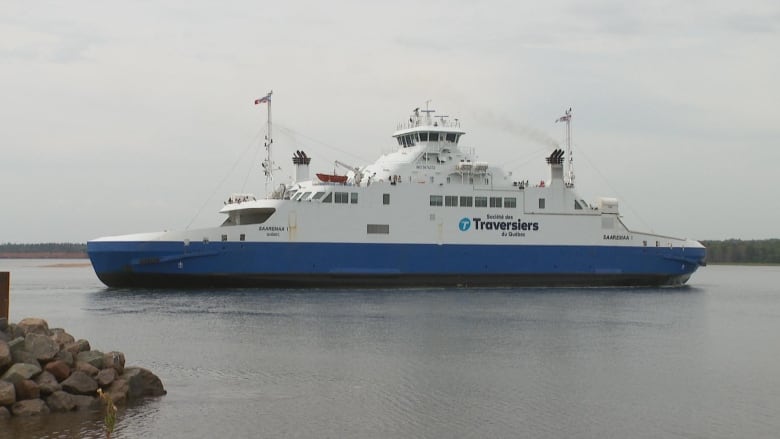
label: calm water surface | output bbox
[0,261,779,438]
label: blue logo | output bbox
[458,217,472,231]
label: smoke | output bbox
[471,110,560,149]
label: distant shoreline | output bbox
[0,252,88,259]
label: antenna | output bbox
[256,90,274,196]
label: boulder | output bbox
[0,379,15,406]
[54,350,75,368]
[1,362,42,384]
[63,339,90,355]
[96,368,118,387]
[25,333,60,362]
[0,331,9,343]
[61,371,98,395]
[46,390,76,412]
[0,340,10,369]
[11,349,41,368]
[35,371,62,395]
[107,378,129,405]
[7,324,25,340]
[75,361,100,377]
[17,318,51,336]
[44,360,71,382]
[70,394,99,411]
[11,398,50,416]
[103,351,125,375]
[49,328,75,349]
[122,367,166,399]
[0,406,9,418]
[0,317,7,331]
[15,379,40,400]
[7,336,25,354]
[77,350,104,369]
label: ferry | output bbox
[87,93,706,287]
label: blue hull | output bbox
[87,241,706,288]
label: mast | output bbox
[255,90,273,196]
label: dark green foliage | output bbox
[701,239,780,264]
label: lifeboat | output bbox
[316,173,348,184]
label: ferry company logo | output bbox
[458,217,472,231]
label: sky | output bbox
[1,0,778,243]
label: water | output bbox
[1,261,779,438]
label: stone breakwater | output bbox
[0,317,166,418]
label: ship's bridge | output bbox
[392,108,465,149]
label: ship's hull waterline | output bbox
[88,240,705,288]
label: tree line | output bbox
[701,239,780,264]
[0,243,87,253]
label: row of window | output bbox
[292,191,359,204]
[397,132,461,147]
[430,195,518,208]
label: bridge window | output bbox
[460,196,473,207]
[430,132,439,141]
[538,198,545,209]
[430,195,443,206]
[504,197,516,208]
[383,193,390,205]
[350,192,358,204]
[335,192,349,203]
[475,196,487,207]
[446,133,456,142]
[445,196,458,207]
[489,197,502,208]
[419,132,428,141]
[322,192,332,203]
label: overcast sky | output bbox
[1,0,778,243]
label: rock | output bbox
[0,331,9,343]
[63,339,91,356]
[107,378,129,405]
[61,371,98,395]
[7,324,25,340]
[49,328,75,349]
[0,406,9,418]
[54,350,75,368]
[123,367,166,399]
[44,360,71,382]
[25,333,60,362]
[96,368,118,387]
[0,317,7,331]
[7,336,25,353]
[35,371,61,395]
[0,379,15,406]
[17,318,51,336]
[1,362,42,384]
[11,349,41,368]
[46,390,76,412]
[75,361,100,377]
[103,351,125,375]
[15,379,40,400]
[77,350,104,369]
[0,340,10,369]
[11,398,50,416]
[70,394,99,411]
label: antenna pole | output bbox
[257,90,274,196]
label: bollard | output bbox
[0,272,8,320]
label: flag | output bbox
[254,94,271,105]
[555,114,571,123]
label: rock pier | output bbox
[0,317,166,418]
